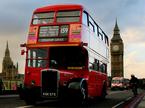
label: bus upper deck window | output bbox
[56,10,80,23]
[32,12,54,24]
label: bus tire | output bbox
[78,82,88,105]
[67,79,88,105]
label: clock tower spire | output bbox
[112,20,122,41]
[110,20,124,77]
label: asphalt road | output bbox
[0,90,140,108]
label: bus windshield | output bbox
[26,47,87,69]
[27,48,48,68]
[49,46,87,69]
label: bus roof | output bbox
[34,4,83,13]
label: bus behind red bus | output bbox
[111,77,129,90]
[20,4,109,105]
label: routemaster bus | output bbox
[20,4,109,105]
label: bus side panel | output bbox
[88,71,97,97]
[95,72,104,96]
[94,71,104,96]
[88,71,103,97]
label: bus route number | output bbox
[60,26,68,36]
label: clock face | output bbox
[113,45,119,51]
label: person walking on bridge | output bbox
[129,74,139,96]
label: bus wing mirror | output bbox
[21,49,26,55]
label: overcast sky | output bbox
[0,0,145,78]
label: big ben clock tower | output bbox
[110,21,124,77]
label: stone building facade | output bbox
[0,42,18,80]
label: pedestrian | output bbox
[129,74,139,96]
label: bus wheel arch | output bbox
[67,78,88,104]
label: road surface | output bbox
[0,90,142,108]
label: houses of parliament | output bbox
[0,42,18,80]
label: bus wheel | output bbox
[79,82,88,105]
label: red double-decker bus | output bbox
[21,4,109,105]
